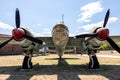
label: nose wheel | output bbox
[22,56,33,69]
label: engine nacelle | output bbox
[86,27,109,49]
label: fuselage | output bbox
[52,22,69,57]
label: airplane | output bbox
[0,8,120,69]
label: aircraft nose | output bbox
[12,28,25,40]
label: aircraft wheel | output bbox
[22,56,33,69]
[88,55,100,69]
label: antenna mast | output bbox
[62,14,64,23]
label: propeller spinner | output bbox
[12,28,25,40]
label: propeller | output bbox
[14,8,44,44]
[106,37,120,53]
[23,35,43,44]
[15,8,20,28]
[75,9,120,53]
[103,9,110,27]
[101,9,120,53]
[0,37,13,48]
[0,8,44,48]
[75,9,110,38]
[76,9,110,38]
[75,33,98,38]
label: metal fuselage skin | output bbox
[52,22,69,57]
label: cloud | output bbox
[32,28,51,37]
[80,17,118,31]
[108,17,118,23]
[77,1,103,23]
[37,24,41,26]
[0,22,14,30]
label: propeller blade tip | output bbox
[16,8,19,12]
[15,8,20,28]
[107,9,110,13]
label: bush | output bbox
[100,42,120,50]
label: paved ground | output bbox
[0,51,120,80]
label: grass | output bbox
[0,52,120,80]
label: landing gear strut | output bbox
[88,54,100,69]
[59,56,62,59]
[22,56,33,69]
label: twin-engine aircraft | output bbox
[0,8,120,69]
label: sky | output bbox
[0,0,120,37]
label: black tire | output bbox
[22,56,33,69]
[89,55,100,69]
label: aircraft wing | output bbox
[37,37,84,47]
[67,37,84,47]
[37,37,54,47]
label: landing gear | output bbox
[22,56,33,69]
[88,54,100,69]
[59,56,62,59]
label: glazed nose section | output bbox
[12,28,25,40]
[96,28,109,40]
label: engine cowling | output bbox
[86,27,109,49]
